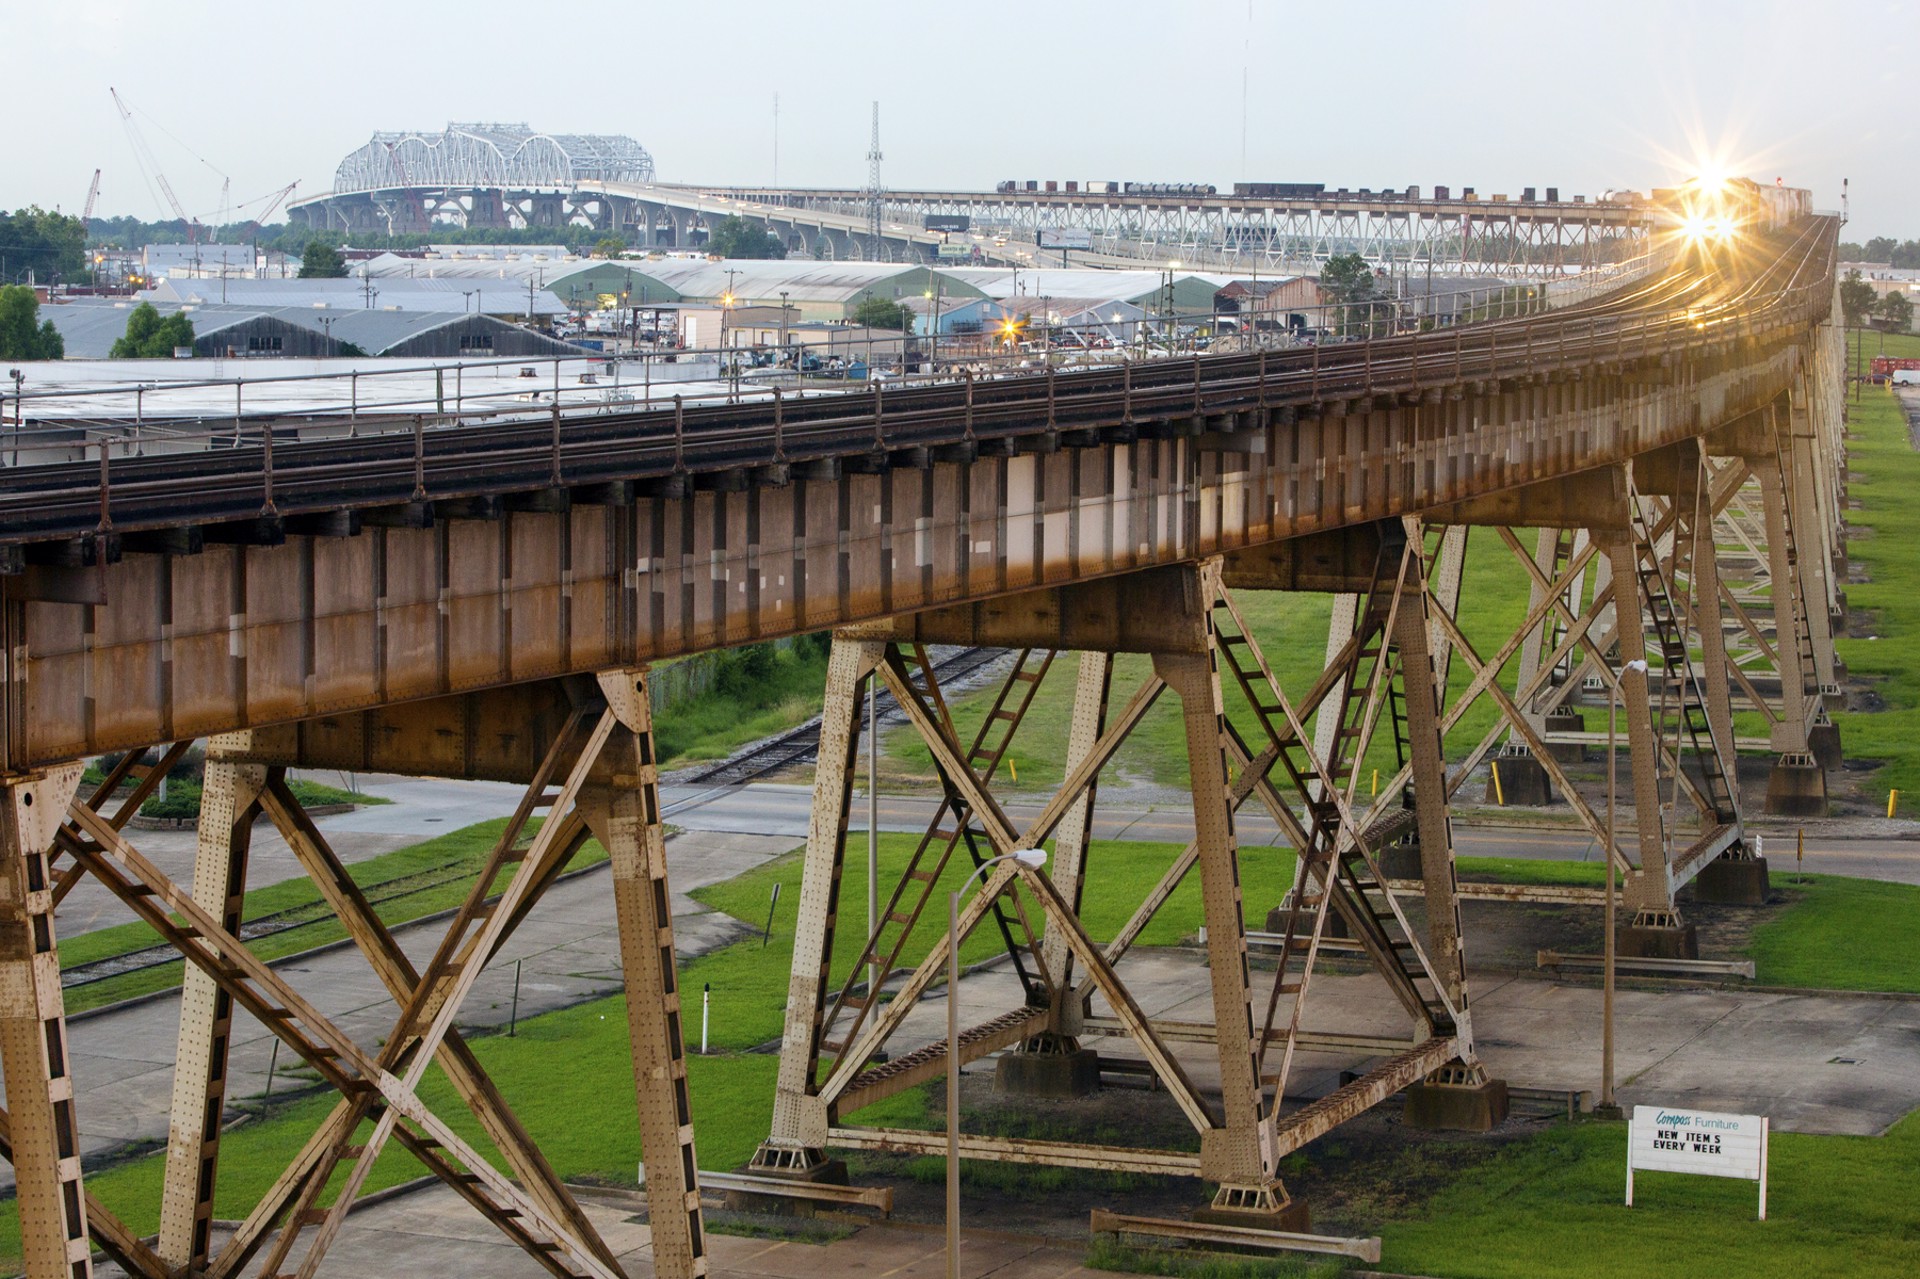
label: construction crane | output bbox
[111,87,199,243]
[81,169,101,228]
[238,180,299,243]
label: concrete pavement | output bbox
[134,1195,1098,1279]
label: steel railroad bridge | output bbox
[681,182,1653,271]
[0,218,1844,1278]
[289,179,1648,272]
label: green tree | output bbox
[0,207,88,282]
[1318,252,1387,337]
[852,296,913,331]
[705,215,787,260]
[109,302,196,358]
[0,285,64,359]
[1880,288,1914,333]
[1840,269,1878,327]
[594,236,627,259]
[1864,236,1899,264]
[298,240,348,278]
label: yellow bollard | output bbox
[1009,757,1017,783]
[1890,789,1901,820]
[1491,761,1506,806]
[1371,768,1378,797]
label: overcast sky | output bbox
[7,0,1915,237]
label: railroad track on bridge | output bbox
[0,220,1832,555]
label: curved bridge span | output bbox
[0,220,1846,1278]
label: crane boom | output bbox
[82,170,101,225]
[242,181,299,242]
[111,87,199,243]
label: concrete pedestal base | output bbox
[1807,721,1842,770]
[1617,922,1699,960]
[1486,753,1552,806]
[1192,1199,1312,1234]
[727,1158,849,1217]
[995,1047,1100,1099]
[1379,841,1423,881]
[1404,1078,1510,1132]
[1765,758,1828,818]
[1266,905,1352,939]
[1692,856,1771,906]
[1544,711,1588,764]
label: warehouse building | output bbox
[40,299,578,360]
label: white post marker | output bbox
[701,982,711,1055]
[1627,1105,1770,1220]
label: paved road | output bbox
[663,781,1920,885]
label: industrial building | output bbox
[558,260,988,322]
[938,266,1228,313]
[137,275,571,319]
[39,299,578,360]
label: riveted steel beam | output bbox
[0,763,92,1279]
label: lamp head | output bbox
[1010,848,1047,869]
[1624,659,1650,674]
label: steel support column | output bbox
[584,669,707,1279]
[158,736,265,1273]
[1756,453,1814,755]
[1597,529,1680,923]
[1152,644,1272,1197]
[1390,533,1468,1014]
[1037,652,1113,1035]
[0,763,89,1279]
[759,637,883,1167]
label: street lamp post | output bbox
[1600,657,1647,1119]
[947,848,1046,1279]
[924,279,943,375]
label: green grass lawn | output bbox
[1377,1112,1920,1278]
[1746,873,1920,992]
[652,640,832,768]
[1833,330,1920,806]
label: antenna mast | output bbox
[864,101,883,261]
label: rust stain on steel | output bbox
[1268,1037,1458,1159]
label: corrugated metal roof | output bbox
[630,259,948,304]
[140,277,569,316]
[938,267,1217,305]
[41,300,261,359]
[41,299,573,359]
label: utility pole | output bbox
[864,102,884,263]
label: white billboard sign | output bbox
[1038,226,1093,250]
[1627,1105,1770,1219]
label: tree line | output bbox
[1,207,89,284]
[1839,237,1920,269]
